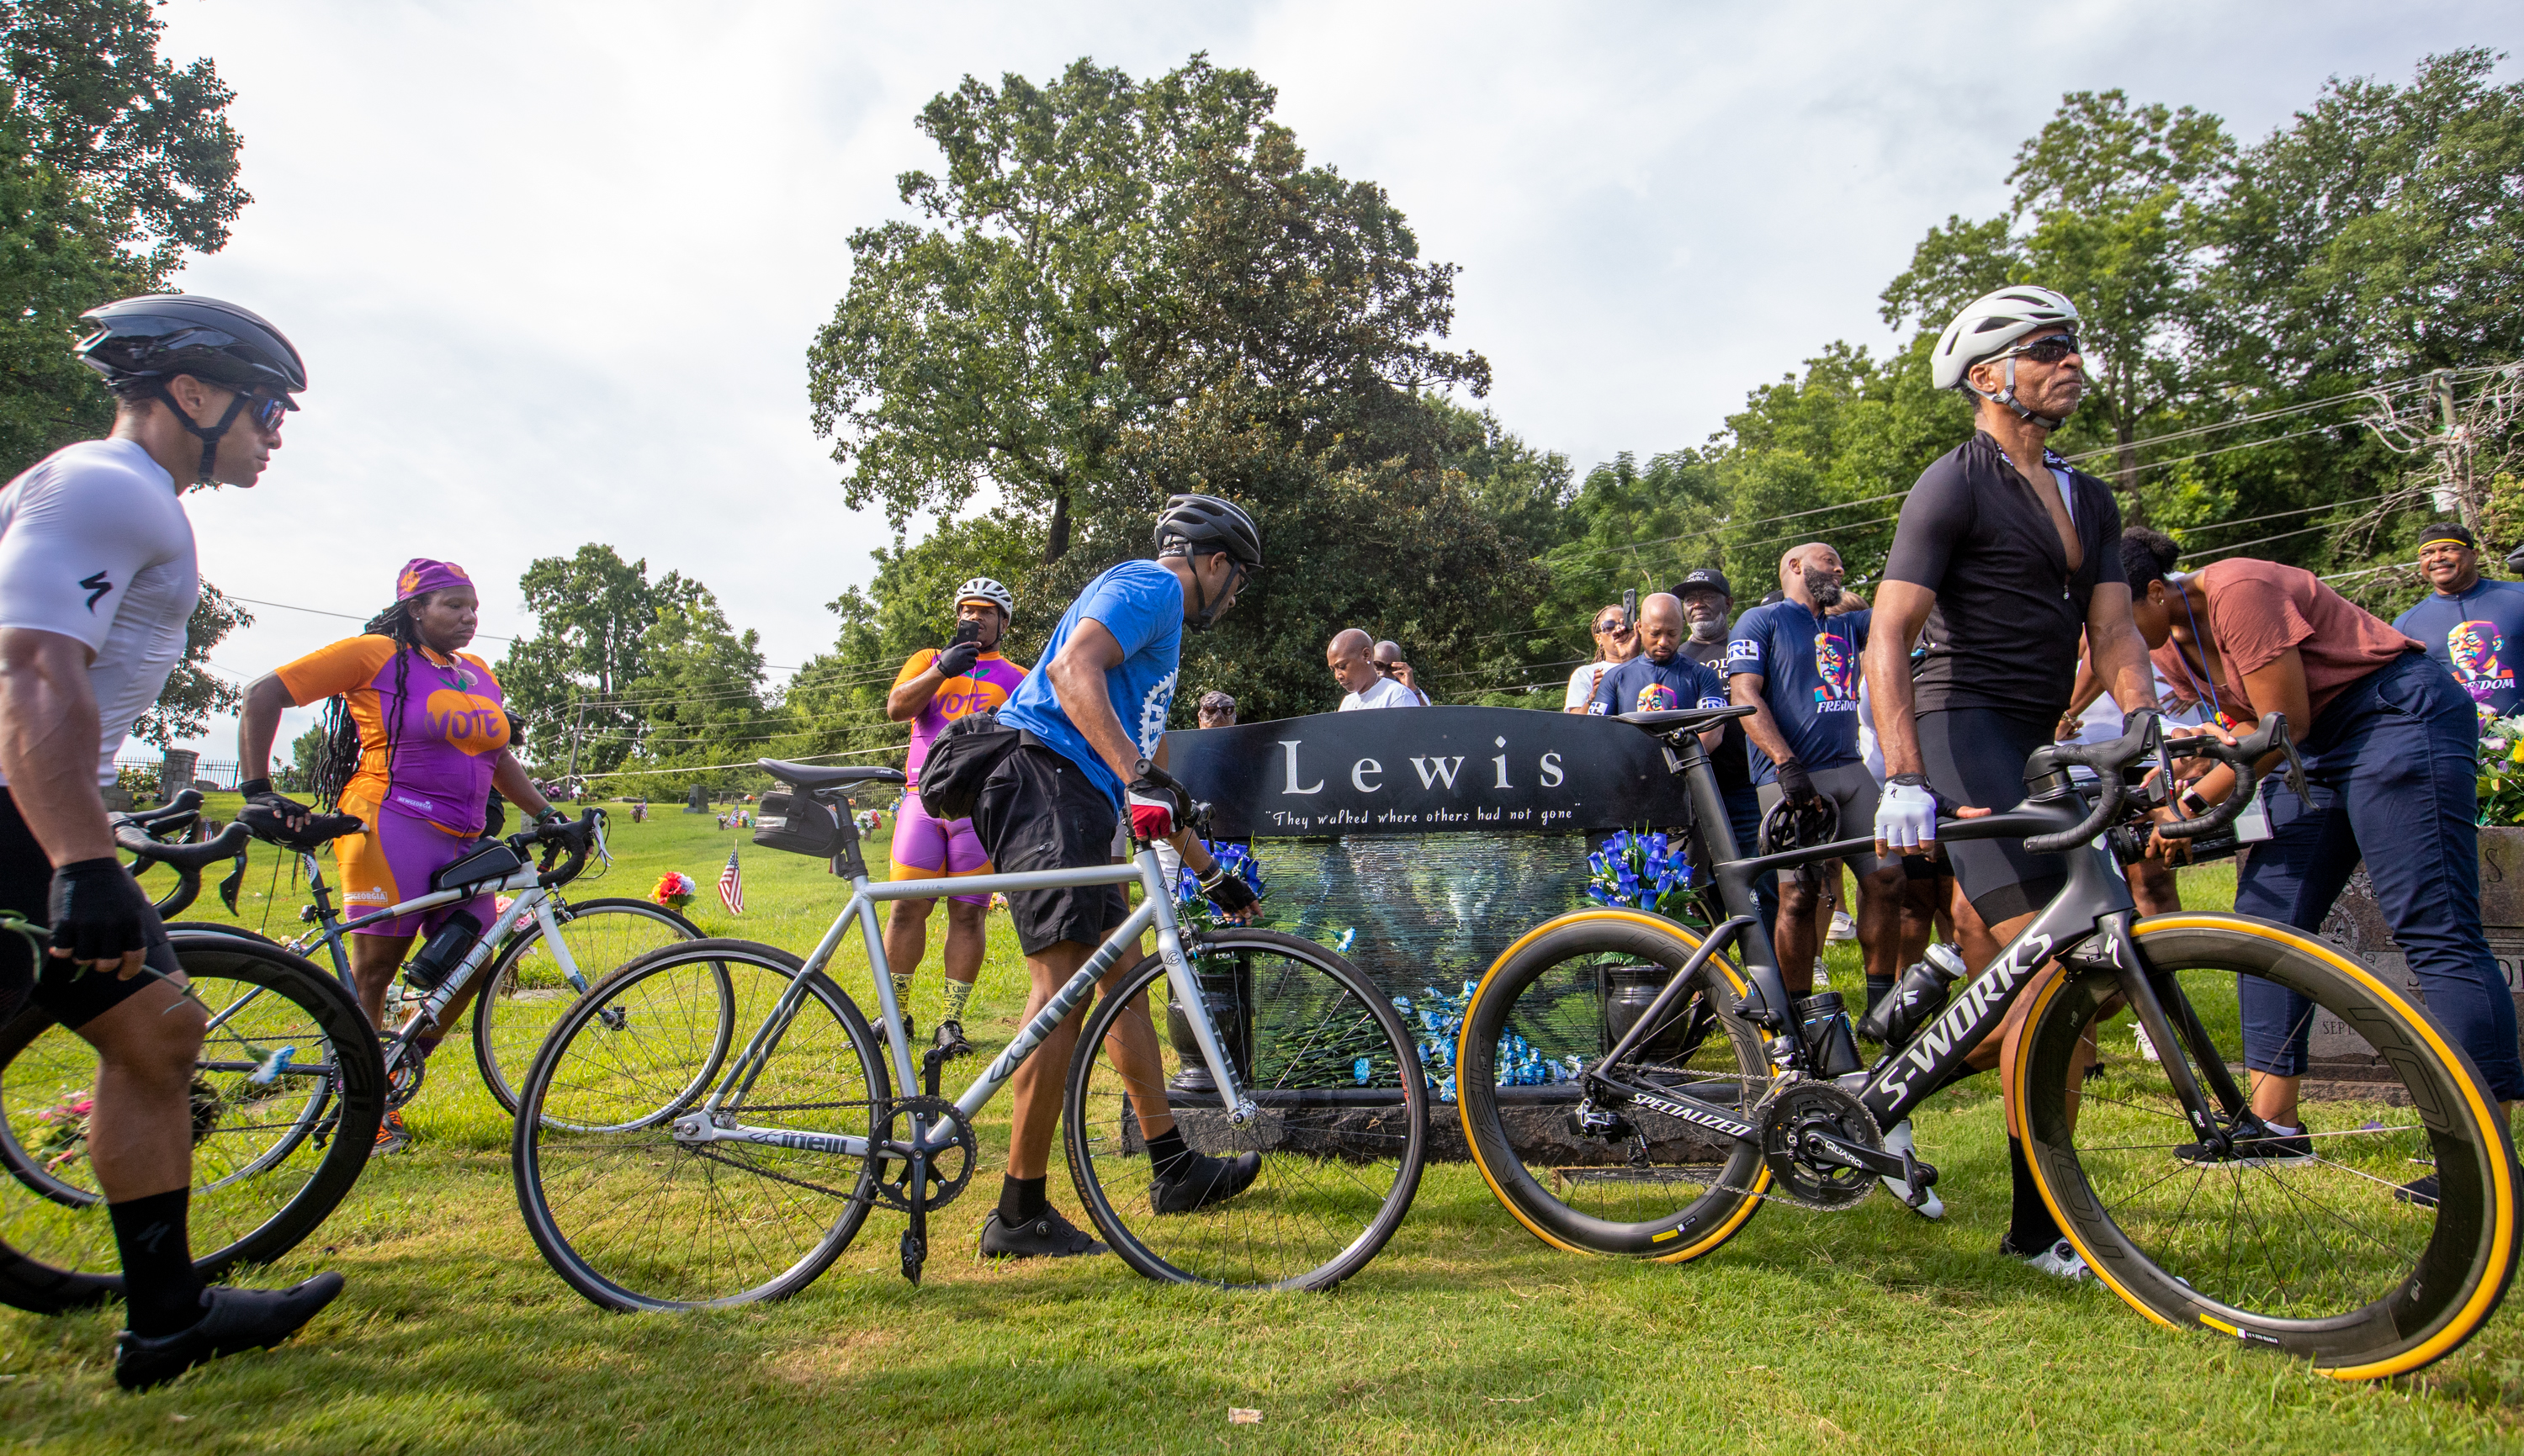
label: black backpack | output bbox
[915,711,1024,819]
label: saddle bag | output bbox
[754,790,842,859]
[915,711,1023,821]
[429,839,525,894]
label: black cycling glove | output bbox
[1774,759,1816,806]
[47,857,155,966]
[1200,864,1259,916]
[934,639,984,679]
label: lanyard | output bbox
[2169,590,2239,732]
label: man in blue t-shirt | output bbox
[1727,542,1900,999]
[1588,594,1754,917]
[975,495,1266,1259]
[2392,521,2524,726]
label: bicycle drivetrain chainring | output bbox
[868,1095,977,1214]
[1756,1081,1882,1210]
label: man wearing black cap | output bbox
[1668,568,1775,934]
[2392,522,2524,726]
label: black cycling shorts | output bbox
[971,744,1130,957]
[0,788,180,1030]
[1917,707,2065,925]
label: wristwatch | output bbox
[2180,788,2214,819]
[1888,772,1928,787]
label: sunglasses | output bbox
[1594,619,1632,635]
[1993,335,2082,368]
[237,392,289,431]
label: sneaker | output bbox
[2395,1173,2440,1208]
[978,1206,1106,1259]
[1149,1149,1262,1215]
[1878,1120,1943,1220]
[2002,1236,2092,1283]
[373,1108,411,1155]
[114,1273,344,1390]
[2175,1120,2311,1167]
[1827,911,1857,943]
[932,1019,971,1057]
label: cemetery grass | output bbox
[3,804,2522,1453]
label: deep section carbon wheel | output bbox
[2018,914,2521,1379]
[1064,929,1426,1290]
[1456,910,1772,1259]
[0,932,383,1312]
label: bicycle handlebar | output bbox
[2150,714,2301,837]
[2019,711,2161,855]
[119,787,204,832]
[527,808,605,888]
[2012,710,2303,856]
[115,819,251,918]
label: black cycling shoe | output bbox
[1150,1149,1262,1214]
[2395,1173,2441,1208]
[932,1018,971,1057]
[2174,1119,2312,1167]
[114,1273,344,1391]
[978,1207,1106,1259]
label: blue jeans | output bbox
[2232,652,2524,1100]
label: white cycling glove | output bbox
[1874,780,1938,850]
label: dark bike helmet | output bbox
[1153,494,1263,631]
[1758,795,1842,887]
[73,294,306,482]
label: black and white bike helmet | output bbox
[952,577,1015,618]
[1931,285,2081,428]
[73,294,307,480]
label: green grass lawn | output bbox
[3,802,2521,1452]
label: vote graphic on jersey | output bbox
[2448,620,2514,717]
[1811,632,1859,712]
[422,686,511,755]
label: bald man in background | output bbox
[1331,627,1419,710]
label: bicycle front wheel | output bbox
[1065,929,1427,1290]
[1456,910,1771,1259]
[512,940,886,1311]
[0,934,384,1312]
[2018,913,2521,1379]
[474,897,701,1115]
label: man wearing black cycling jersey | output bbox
[0,297,342,1388]
[1866,286,2162,1281]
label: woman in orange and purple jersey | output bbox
[236,559,560,1151]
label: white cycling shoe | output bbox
[1878,1119,1943,1220]
[2007,1236,2092,1283]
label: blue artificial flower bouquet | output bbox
[1174,842,1266,930]
[1585,829,1695,919]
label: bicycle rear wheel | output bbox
[512,940,887,1310]
[473,897,701,1116]
[2018,914,2521,1378]
[0,934,384,1312]
[1456,910,1771,1259]
[1065,929,1426,1290]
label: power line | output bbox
[575,742,908,781]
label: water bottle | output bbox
[1856,941,1967,1046]
[402,908,483,992]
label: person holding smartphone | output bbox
[883,579,1028,1048]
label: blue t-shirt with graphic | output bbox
[1726,601,1869,779]
[994,559,1183,812]
[2394,579,2524,723]
[1587,652,1730,718]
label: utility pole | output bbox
[562,693,585,797]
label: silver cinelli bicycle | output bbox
[512,758,1430,1310]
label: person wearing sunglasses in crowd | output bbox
[0,295,343,1388]
[1867,286,2166,1279]
[1563,604,1640,712]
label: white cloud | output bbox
[139,0,2516,757]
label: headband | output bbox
[395,558,474,601]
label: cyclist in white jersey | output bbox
[0,295,342,1390]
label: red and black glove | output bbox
[1127,760,1187,840]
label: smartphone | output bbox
[950,620,983,648]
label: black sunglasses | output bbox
[1997,335,2082,367]
[1594,618,1632,635]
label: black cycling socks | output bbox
[999,1173,1048,1226]
[1146,1127,1191,1178]
[1864,976,1896,1021]
[2005,1136,2063,1254]
[109,1188,205,1337]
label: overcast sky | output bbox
[143,0,2516,760]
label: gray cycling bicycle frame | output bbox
[673,844,1248,1162]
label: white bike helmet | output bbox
[952,577,1015,618]
[1932,286,2081,427]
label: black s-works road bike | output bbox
[1455,704,2519,1379]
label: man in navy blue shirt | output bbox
[977,494,1265,1258]
[2392,521,2524,727]
[1728,543,1901,999]
[1588,594,1741,903]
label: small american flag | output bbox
[718,849,745,914]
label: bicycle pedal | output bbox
[900,1228,926,1285]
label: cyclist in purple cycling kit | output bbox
[883,578,1028,1047]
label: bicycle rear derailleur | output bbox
[1755,1083,1937,1212]
[870,1095,978,1286]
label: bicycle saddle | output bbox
[1617,706,1754,734]
[756,759,908,793]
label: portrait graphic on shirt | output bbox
[1811,632,1858,712]
[2447,620,2513,717]
[1632,681,1680,713]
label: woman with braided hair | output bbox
[236,559,563,1152]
